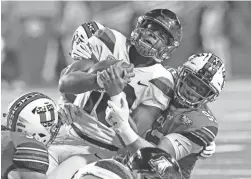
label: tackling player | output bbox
[1,92,182,179]
[1,92,100,179]
[58,8,214,161]
[105,53,226,179]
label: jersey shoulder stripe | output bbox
[149,77,174,97]
[95,27,116,53]
[180,125,218,147]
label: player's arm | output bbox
[158,125,218,160]
[1,141,18,179]
[59,27,115,94]
[59,59,101,94]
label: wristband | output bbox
[117,125,138,146]
[110,92,126,108]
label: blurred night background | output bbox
[1,1,251,179]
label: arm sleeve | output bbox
[1,141,17,179]
[160,133,203,160]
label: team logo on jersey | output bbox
[180,115,193,127]
[149,156,172,177]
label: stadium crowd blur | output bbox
[1,1,251,90]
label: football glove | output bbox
[199,141,216,159]
[105,93,130,132]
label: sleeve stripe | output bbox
[96,28,115,53]
[12,158,49,165]
[204,126,218,136]
[15,150,48,157]
[180,132,207,147]
[15,150,48,159]
[193,130,212,144]
[190,132,208,146]
[13,154,49,163]
[16,147,48,153]
[202,127,216,139]
[81,23,93,38]
[149,77,174,97]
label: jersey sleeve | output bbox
[1,141,17,179]
[88,27,128,63]
[177,111,218,148]
[10,132,50,174]
[141,68,175,111]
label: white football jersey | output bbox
[58,27,175,158]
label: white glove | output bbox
[199,141,216,159]
[105,93,138,145]
[105,93,130,132]
[71,36,92,60]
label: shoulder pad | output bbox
[94,27,116,53]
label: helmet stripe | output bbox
[49,110,55,122]
[81,23,92,38]
[89,21,99,33]
[39,112,47,123]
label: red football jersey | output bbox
[143,104,218,179]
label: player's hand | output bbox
[114,61,135,83]
[105,94,130,133]
[58,103,81,125]
[199,141,216,159]
[71,36,92,60]
[99,65,131,97]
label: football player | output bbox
[105,53,226,179]
[1,92,100,179]
[1,92,181,179]
[47,147,182,179]
[58,8,214,161]
[58,8,182,157]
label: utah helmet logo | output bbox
[149,156,172,177]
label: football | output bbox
[88,55,134,78]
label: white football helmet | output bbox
[175,53,226,108]
[71,21,105,60]
[6,92,61,146]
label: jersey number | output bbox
[145,129,163,145]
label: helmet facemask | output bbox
[175,67,217,108]
[131,17,179,63]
